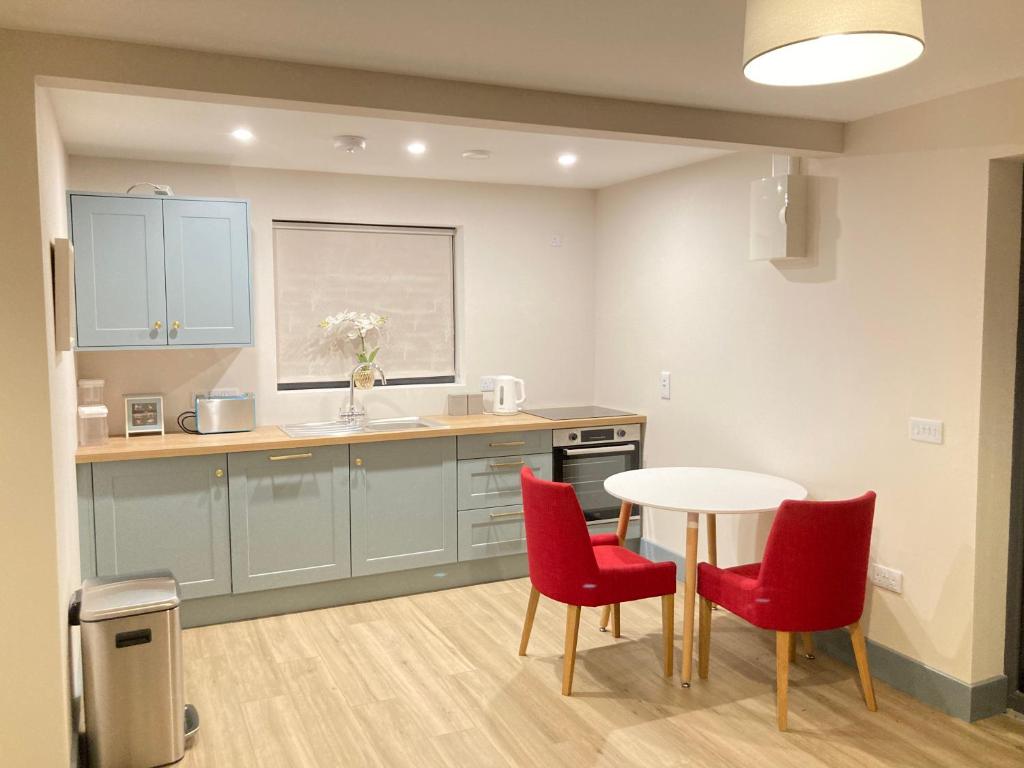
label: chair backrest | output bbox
[520,466,599,604]
[757,492,876,631]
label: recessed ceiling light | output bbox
[231,127,255,143]
[742,0,925,86]
[406,141,427,155]
[461,149,491,160]
[557,153,578,167]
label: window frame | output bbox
[272,219,458,391]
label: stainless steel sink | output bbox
[279,416,447,438]
[363,416,448,432]
[279,420,363,438]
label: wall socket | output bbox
[659,371,671,400]
[909,417,943,444]
[479,376,496,392]
[870,563,903,594]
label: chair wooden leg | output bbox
[776,631,790,731]
[662,594,675,677]
[518,587,540,656]
[801,632,816,660]
[788,632,797,662]
[698,597,712,679]
[562,605,582,696]
[599,604,611,631]
[849,622,878,712]
[612,603,621,638]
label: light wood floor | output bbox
[179,577,1024,768]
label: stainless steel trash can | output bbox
[71,570,196,768]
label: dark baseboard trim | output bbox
[815,629,1008,722]
[638,537,1010,722]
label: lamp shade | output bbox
[743,0,925,86]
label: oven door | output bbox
[554,442,640,523]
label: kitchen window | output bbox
[273,221,456,389]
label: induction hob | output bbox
[524,406,635,421]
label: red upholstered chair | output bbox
[697,492,878,730]
[517,466,677,695]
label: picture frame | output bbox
[124,394,165,437]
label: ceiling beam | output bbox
[1,28,843,154]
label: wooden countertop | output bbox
[76,412,646,463]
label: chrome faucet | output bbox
[341,361,387,423]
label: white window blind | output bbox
[273,221,456,388]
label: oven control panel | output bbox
[553,423,641,448]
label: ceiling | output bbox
[6,1,1024,122]
[49,88,729,188]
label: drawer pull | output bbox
[489,509,524,520]
[489,440,526,448]
[489,460,526,470]
[268,452,313,462]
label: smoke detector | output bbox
[333,135,367,153]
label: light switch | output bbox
[909,417,943,444]
[659,371,671,400]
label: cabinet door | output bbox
[71,195,167,347]
[228,446,350,593]
[350,437,457,577]
[93,455,231,599]
[163,199,252,346]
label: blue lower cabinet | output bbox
[77,464,97,580]
[227,446,351,592]
[92,455,231,599]
[350,437,458,577]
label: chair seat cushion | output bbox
[697,562,764,626]
[589,533,620,547]
[565,546,676,607]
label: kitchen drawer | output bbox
[457,430,552,460]
[457,504,527,561]
[587,517,642,541]
[457,453,552,510]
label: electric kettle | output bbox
[491,375,526,415]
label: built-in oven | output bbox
[552,423,642,525]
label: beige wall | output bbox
[594,102,1024,685]
[36,86,81,762]
[70,157,597,432]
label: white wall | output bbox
[69,158,597,434]
[594,132,1023,686]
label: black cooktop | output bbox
[524,406,635,421]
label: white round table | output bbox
[603,467,807,686]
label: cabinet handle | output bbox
[489,440,526,448]
[489,460,526,470]
[268,452,313,461]
[354,458,363,467]
[215,468,224,478]
[172,320,182,330]
[488,509,524,520]
[153,320,162,330]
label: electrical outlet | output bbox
[659,371,671,400]
[909,417,943,444]
[479,376,496,392]
[870,564,903,594]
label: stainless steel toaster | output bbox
[194,392,255,434]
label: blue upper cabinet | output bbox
[70,193,252,349]
[163,199,252,346]
[71,195,168,347]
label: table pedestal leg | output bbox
[599,501,633,631]
[681,512,699,687]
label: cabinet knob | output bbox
[172,320,182,331]
[215,468,224,478]
[153,320,162,330]
[354,458,363,467]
